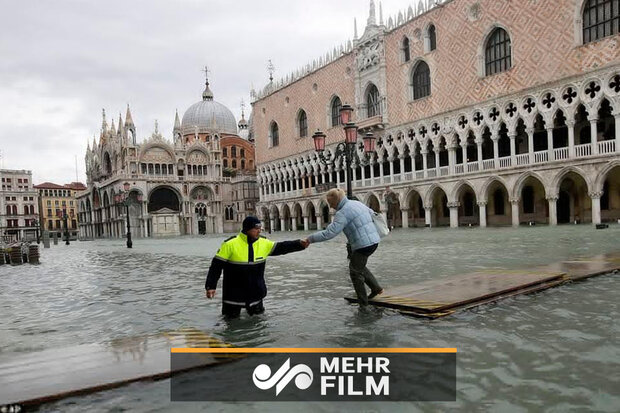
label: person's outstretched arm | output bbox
[270,239,306,256]
[306,212,347,244]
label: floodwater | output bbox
[1,225,619,412]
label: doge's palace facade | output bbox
[253,0,620,231]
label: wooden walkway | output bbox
[0,328,236,407]
[345,251,620,318]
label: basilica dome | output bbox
[181,80,237,135]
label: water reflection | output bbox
[1,225,619,411]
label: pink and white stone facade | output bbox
[253,0,620,231]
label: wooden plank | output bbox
[368,270,564,313]
[345,251,620,317]
[0,328,237,407]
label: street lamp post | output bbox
[34,218,40,244]
[62,209,70,245]
[312,104,376,199]
[116,182,142,249]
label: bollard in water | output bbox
[9,246,23,265]
[28,244,40,264]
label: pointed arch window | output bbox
[485,28,512,76]
[331,96,342,127]
[428,25,437,51]
[270,122,279,147]
[583,0,619,44]
[366,84,381,118]
[298,110,308,137]
[412,61,431,100]
[402,37,410,62]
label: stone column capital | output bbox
[546,196,559,202]
[477,201,488,207]
[447,201,460,208]
[589,191,604,200]
[510,198,520,205]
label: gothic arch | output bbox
[424,183,448,207]
[450,180,477,202]
[512,171,548,200]
[595,160,620,192]
[550,166,593,196]
[480,176,510,202]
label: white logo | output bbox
[252,358,313,396]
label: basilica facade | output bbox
[253,0,620,231]
[77,78,257,239]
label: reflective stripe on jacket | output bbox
[205,233,303,305]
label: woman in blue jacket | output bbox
[305,188,383,305]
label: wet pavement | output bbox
[1,225,619,412]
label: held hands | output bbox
[205,289,216,299]
[300,239,310,249]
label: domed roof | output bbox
[181,80,237,135]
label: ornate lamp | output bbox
[339,104,353,124]
[363,131,376,153]
[312,130,326,152]
[344,123,358,145]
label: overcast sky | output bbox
[0,0,419,184]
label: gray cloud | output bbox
[0,0,415,184]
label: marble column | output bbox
[401,209,409,229]
[509,132,517,166]
[291,216,297,231]
[461,142,468,171]
[478,201,487,228]
[526,127,534,164]
[448,202,460,228]
[316,215,323,231]
[590,192,603,225]
[511,199,520,228]
[422,149,429,177]
[547,196,558,226]
[567,120,576,159]
[615,114,620,153]
[425,206,432,227]
[448,146,456,175]
[546,127,554,161]
[589,115,599,155]
[303,216,309,231]
[280,218,286,231]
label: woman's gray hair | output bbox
[326,188,346,205]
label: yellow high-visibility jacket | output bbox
[205,232,303,305]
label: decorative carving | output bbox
[357,39,384,72]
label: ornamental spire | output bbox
[368,0,376,26]
[202,65,214,101]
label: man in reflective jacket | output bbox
[205,216,308,317]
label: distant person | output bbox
[304,188,383,305]
[205,216,309,317]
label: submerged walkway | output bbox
[345,251,620,318]
[0,328,235,407]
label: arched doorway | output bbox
[486,180,511,226]
[148,186,181,236]
[366,194,381,213]
[518,175,547,225]
[428,186,449,227]
[406,189,425,227]
[456,184,478,226]
[556,171,590,224]
[600,165,620,222]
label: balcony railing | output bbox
[482,159,495,170]
[599,140,616,154]
[534,150,548,164]
[260,142,619,203]
[499,157,511,168]
[554,147,569,160]
[575,143,591,157]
